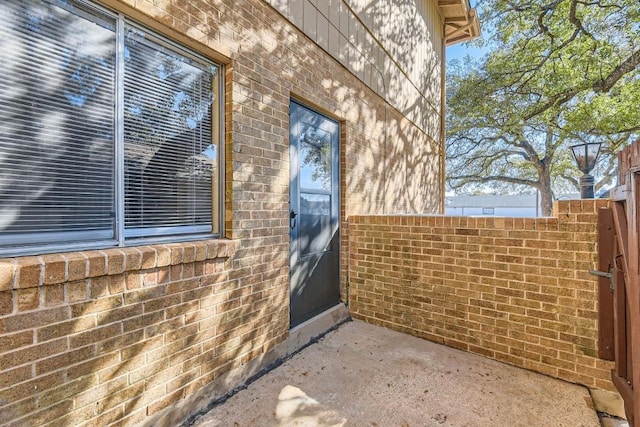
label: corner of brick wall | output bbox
[347,200,615,392]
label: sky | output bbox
[446,43,489,62]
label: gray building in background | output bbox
[444,194,581,217]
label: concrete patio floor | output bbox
[188,319,602,427]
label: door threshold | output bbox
[282,303,350,356]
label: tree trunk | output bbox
[539,186,554,217]
[538,169,554,217]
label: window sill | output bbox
[0,239,239,291]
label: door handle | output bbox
[290,210,298,229]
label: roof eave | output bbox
[438,0,481,46]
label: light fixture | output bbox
[570,142,602,199]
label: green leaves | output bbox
[446,0,639,214]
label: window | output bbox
[0,0,222,256]
[482,207,495,215]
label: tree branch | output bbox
[523,48,640,120]
[449,174,540,188]
[559,174,580,190]
[594,49,640,92]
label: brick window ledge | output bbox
[0,240,239,291]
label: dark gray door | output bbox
[289,101,340,327]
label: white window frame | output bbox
[0,0,224,257]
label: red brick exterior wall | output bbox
[348,200,616,391]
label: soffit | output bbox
[438,0,481,45]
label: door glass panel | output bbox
[299,193,331,256]
[299,122,331,191]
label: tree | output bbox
[446,0,640,216]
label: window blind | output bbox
[0,0,116,246]
[123,28,217,236]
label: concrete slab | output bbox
[189,320,601,427]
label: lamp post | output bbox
[570,142,602,199]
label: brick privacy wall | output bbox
[348,199,616,392]
[0,0,443,426]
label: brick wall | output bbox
[348,200,616,391]
[0,0,443,426]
